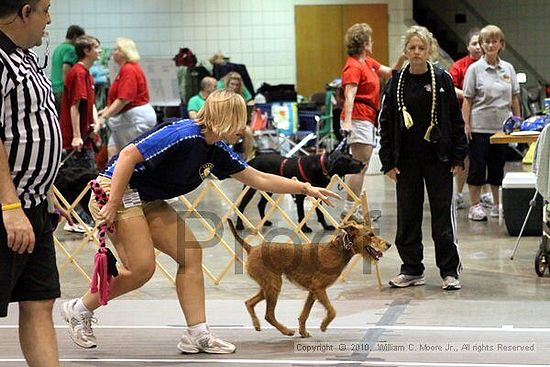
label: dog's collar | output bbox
[279,158,289,176]
[281,155,326,184]
[342,232,356,256]
[320,153,329,179]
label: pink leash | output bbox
[89,180,118,305]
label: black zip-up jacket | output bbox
[378,65,468,173]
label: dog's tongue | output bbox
[366,245,383,261]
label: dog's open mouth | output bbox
[365,245,383,261]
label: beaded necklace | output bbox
[396,62,438,142]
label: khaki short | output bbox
[89,176,161,222]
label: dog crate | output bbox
[502,172,543,236]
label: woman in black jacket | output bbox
[379,26,468,290]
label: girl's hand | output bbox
[56,206,73,226]
[451,166,463,176]
[93,116,107,133]
[97,201,118,227]
[304,185,341,207]
[341,120,352,133]
[385,167,400,182]
[464,123,472,142]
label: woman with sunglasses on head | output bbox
[379,26,468,291]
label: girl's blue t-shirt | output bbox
[101,119,247,201]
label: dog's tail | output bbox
[227,219,252,253]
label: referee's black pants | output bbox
[395,155,461,279]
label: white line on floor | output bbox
[0,359,548,366]
[0,324,549,332]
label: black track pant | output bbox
[394,155,462,278]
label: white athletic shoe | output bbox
[62,299,97,349]
[468,204,487,222]
[455,193,466,209]
[480,193,493,208]
[177,330,236,354]
[389,273,425,288]
[442,276,461,290]
[63,222,91,234]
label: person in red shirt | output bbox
[448,30,486,210]
[340,23,406,222]
[60,35,100,159]
[59,35,101,232]
[97,37,156,157]
[449,30,482,101]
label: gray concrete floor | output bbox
[1,162,550,366]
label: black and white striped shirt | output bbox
[0,31,62,209]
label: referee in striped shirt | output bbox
[0,1,63,365]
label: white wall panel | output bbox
[45,0,409,91]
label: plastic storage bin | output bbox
[502,172,543,236]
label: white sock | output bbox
[188,322,208,336]
[73,298,92,315]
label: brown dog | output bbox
[227,195,390,338]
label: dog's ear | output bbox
[338,222,356,230]
[338,222,360,234]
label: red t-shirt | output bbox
[60,63,95,150]
[449,55,476,89]
[340,56,381,125]
[107,62,150,113]
[449,55,477,107]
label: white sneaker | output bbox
[442,276,461,290]
[468,204,487,221]
[480,193,493,208]
[455,193,466,209]
[389,273,425,288]
[490,205,500,218]
[63,222,91,234]
[177,330,236,354]
[61,299,97,349]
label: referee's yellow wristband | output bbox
[1,202,22,211]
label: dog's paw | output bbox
[323,224,335,231]
[281,328,295,336]
[264,220,273,227]
[302,226,312,233]
[320,324,328,332]
[299,330,311,338]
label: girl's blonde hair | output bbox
[115,37,140,62]
[195,89,247,137]
[479,24,506,53]
[344,23,372,56]
[222,71,244,95]
[401,25,438,61]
